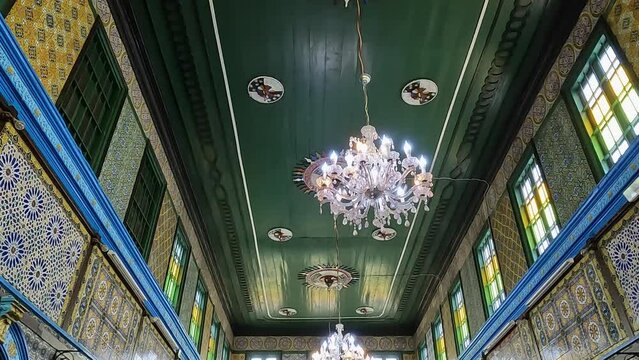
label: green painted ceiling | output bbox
[119,0,571,335]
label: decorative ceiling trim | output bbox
[207,0,493,321]
[233,335,415,352]
[397,0,536,315]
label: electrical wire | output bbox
[354,0,371,126]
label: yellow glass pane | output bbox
[538,183,550,205]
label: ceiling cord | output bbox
[354,0,371,126]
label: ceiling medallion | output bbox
[371,227,396,241]
[292,152,332,195]
[247,76,284,104]
[401,79,438,106]
[298,265,359,290]
[355,306,374,315]
[267,227,293,242]
[278,307,298,317]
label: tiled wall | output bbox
[98,99,146,220]
[490,193,528,293]
[0,0,234,351]
[535,99,596,225]
[67,246,143,359]
[412,0,639,358]
[133,317,174,360]
[0,122,91,324]
[5,0,94,100]
[147,191,178,286]
[460,255,485,337]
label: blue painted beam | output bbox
[458,129,639,359]
[0,17,200,360]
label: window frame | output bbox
[507,145,561,265]
[163,221,191,310]
[56,21,127,174]
[473,224,506,318]
[448,279,470,355]
[246,352,282,360]
[207,313,221,360]
[564,21,639,181]
[370,352,402,360]
[188,276,208,350]
[124,141,166,259]
[418,342,428,360]
[431,313,446,360]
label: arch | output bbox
[0,323,29,360]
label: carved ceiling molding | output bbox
[398,0,536,314]
[233,336,415,352]
[413,0,610,344]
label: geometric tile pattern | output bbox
[91,0,233,338]
[0,122,91,324]
[608,0,639,78]
[132,317,174,360]
[179,255,198,331]
[413,0,610,344]
[490,193,528,293]
[201,299,214,359]
[460,254,486,338]
[486,320,540,360]
[233,336,415,352]
[282,353,307,360]
[18,323,57,360]
[535,99,596,225]
[529,253,625,360]
[440,302,457,359]
[68,246,143,360]
[98,99,146,220]
[147,191,178,287]
[599,202,639,332]
[5,0,95,101]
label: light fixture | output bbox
[314,0,434,235]
[312,323,369,360]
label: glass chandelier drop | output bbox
[311,324,369,360]
[314,0,434,235]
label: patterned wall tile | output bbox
[133,317,174,360]
[201,299,214,359]
[98,99,146,220]
[490,193,528,293]
[486,320,540,360]
[282,353,306,360]
[599,202,639,331]
[529,253,625,359]
[425,327,436,360]
[535,99,596,224]
[232,353,247,360]
[5,0,95,100]
[460,255,486,337]
[91,0,234,341]
[147,191,178,287]
[0,122,91,324]
[608,0,639,77]
[68,246,143,360]
[179,254,199,331]
[18,323,57,360]
[440,302,457,359]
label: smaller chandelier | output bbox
[312,324,369,360]
[315,124,434,234]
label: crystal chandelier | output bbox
[314,0,434,235]
[312,323,369,360]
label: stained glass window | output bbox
[514,155,559,260]
[189,277,207,349]
[476,229,506,316]
[163,223,190,310]
[419,344,429,360]
[432,315,446,360]
[207,314,220,360]
[450,282,470,353]
[574,35,639,173]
